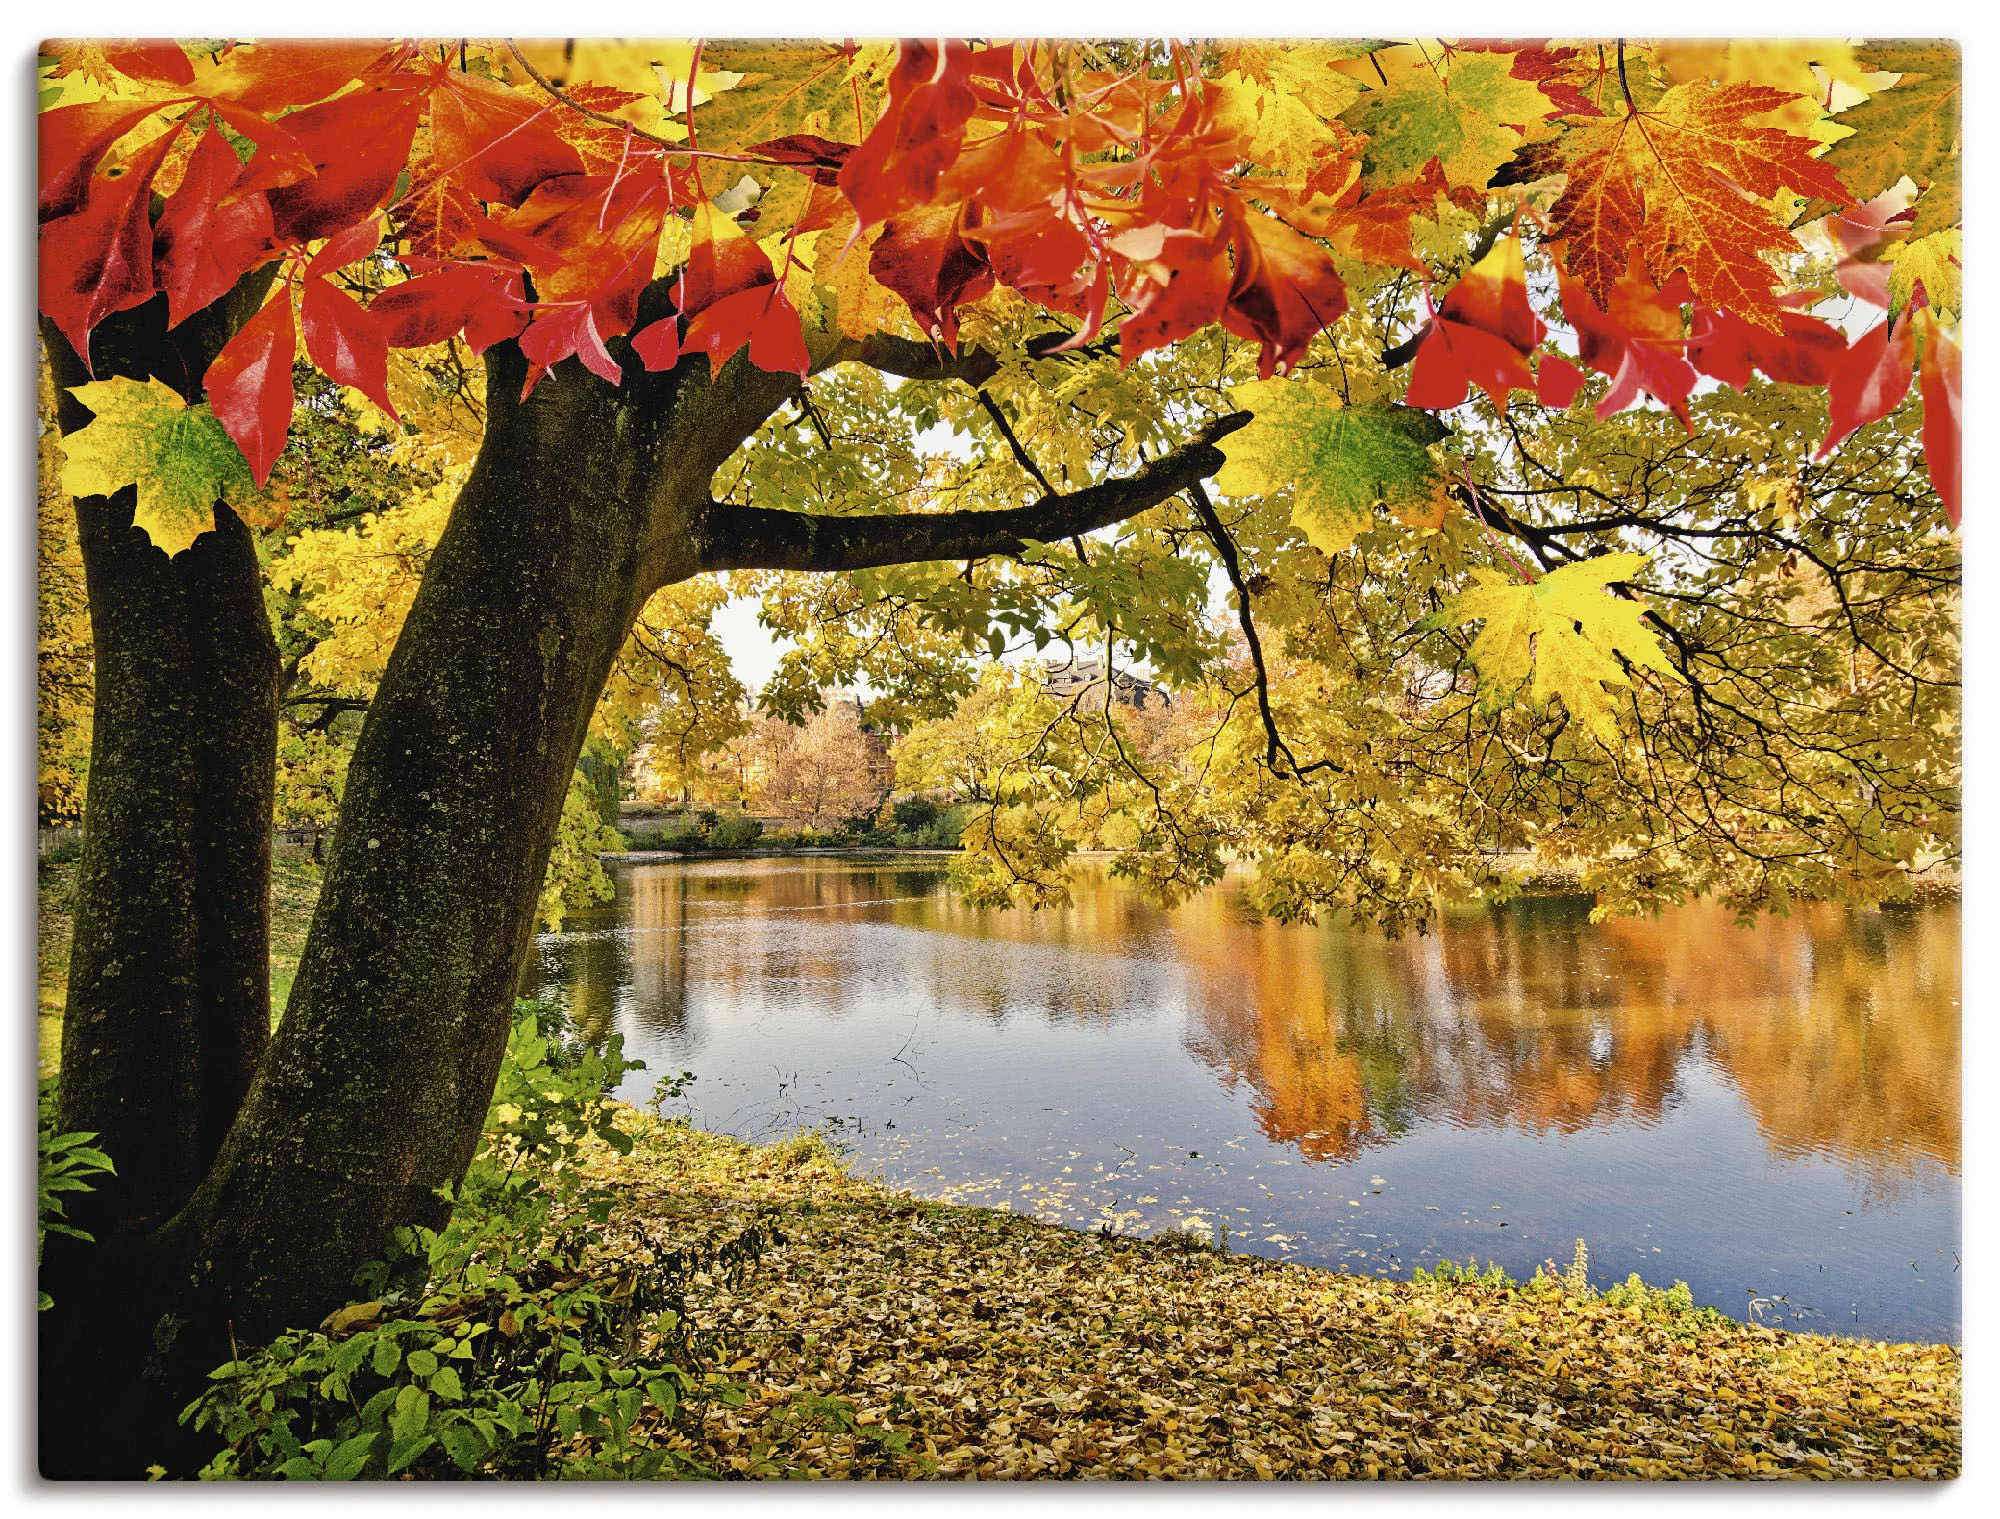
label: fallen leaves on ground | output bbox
[584,1113,1960,1480]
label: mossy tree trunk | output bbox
[39,291,282,1478]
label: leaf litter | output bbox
[579,1109,1959,1480]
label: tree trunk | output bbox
[40,294,281,1479]
[136,337,799,1461]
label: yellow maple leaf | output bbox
[1444,552,1679,742]
[814,221,901,344]
[1883,229,1960,323]
[57,377,257,555]
[1209,47,1364,177]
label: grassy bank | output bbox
[583,1114,1959,1480]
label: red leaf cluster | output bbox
[34,37,1959,524]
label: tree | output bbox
[36,36,1958,1473]
[757,703,887,828]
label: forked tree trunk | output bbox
[121,335,798,1472]
[49,285,1190,1476]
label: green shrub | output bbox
[37,1076,115,1312]
[709,816,763,849]
[182,1002,775,1479]
[889,796,940,832]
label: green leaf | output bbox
[389,1385,431,1447]
[386,1434,434,1476]
[359,1386,399,1430]
[436,1422,486,1473]
[429,1365,463,1401]
[1215,379,1446,554]
[58,378,259,555]
[371,1338,401,1378]
[323,1432,377,1481]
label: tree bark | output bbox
[40,292,280,1480]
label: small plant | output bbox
[37,1076,115,1312]
[1411,1256,1519,1291]
[761,1128,845,1173]
[1413,1240,1726,1337]
[647,1069,697,1117]
[709,816,763,849]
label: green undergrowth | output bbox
[182,1002,795,1479]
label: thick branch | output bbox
[812,332,1002,385]
[697,412,1250,573]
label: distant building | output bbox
[1039,655,1167,711]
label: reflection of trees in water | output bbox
[616,861,1172,1036]
[1177,893,1958,1187]
[621,868,692,1050]
[555,863,1956,1192]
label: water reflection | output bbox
[1179,890,1959,1186]
[530,859,1959,1340]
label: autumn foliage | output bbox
[40,36,1960,525]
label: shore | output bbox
[36,858,1960,1478]
[597,1113,1961,1480]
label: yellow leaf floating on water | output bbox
[1443,553,1680,743]
[58,377,257,555]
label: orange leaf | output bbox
[1535,81,1851,325]
[1221,206,1347,378]
[1915,312,1961,525]
[680,200,775,318]
[838,39,978,229]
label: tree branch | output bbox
[811,332,1002,385]
[1186,482,1340,781]
[697,412,1251,573]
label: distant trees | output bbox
[749,704,888,829]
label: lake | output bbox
[528,857,1960,1343]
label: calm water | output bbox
[528,858,1960,1343]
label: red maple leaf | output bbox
[1406,236,1546,411]
[39,123,184,362]
[1559,264,1698,426]
[1817,315,1915,460]
[152,126,277,329]
[838,40,979,229]
[206,287,298,484]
